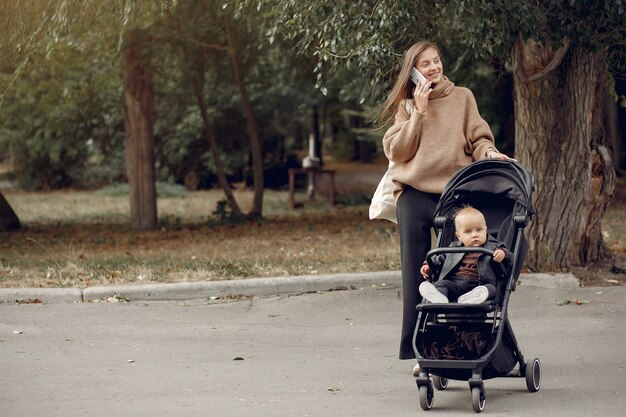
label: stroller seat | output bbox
[416,301,497,314]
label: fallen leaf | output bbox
[556,298,590,306]
[100,293,130,303]
[14,298,41,304]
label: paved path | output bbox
[1,284,625,416]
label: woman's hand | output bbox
[412,79,432,113]
[487,149,517,162]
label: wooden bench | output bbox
[288,168,336,209]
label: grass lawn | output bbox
[0,187,401,288]
[1,172,624,289]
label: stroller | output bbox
[412,159,541,413]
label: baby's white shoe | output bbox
[458,285,489,304]
[419,281,449,304]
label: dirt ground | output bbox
[569,254,626,287]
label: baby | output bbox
[419,206,512,304]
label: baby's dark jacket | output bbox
[430,235,513,287]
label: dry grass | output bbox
[0,188,400,288]
[1,169,624,289]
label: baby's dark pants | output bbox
[435,277,496,301]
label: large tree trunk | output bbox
[123,29,157,231]
[0,192,20,231]
[224,16,264,219]
[512,38,616,270]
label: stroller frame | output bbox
[411,160,541,413]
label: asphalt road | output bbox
[1,284,625,416]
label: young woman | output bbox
[378,40,511,375]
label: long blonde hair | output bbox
[377,41,441,128]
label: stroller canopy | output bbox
[434,160,534,228]
[432,160,535,278]
[436,160,534,217]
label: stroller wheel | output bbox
[432,375,448,390]
[419,382,434,410]
[471,386,486,413]
[525,358,541,392]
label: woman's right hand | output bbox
[413,79,432,113]
[487,149,517,162]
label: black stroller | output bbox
[412,159,541,413]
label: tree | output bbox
[224,14,265,218]
[0,0,176,230]
[443,0,624,270]
[0,193,20,231]
[124,28,158,230]
[158,1,268,219]
[261,0,625,271]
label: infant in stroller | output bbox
[419,206,512,304]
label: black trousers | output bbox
[435,278,497,301]
[396,185,441,360]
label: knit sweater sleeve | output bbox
[382,101,426,162]
[463,89,497,160]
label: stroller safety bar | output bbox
[424,247,508,278]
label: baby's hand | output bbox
[420,263,430,279]
[493,249,506,263]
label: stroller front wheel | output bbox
[419,383,434,410]
[471,386,486,413]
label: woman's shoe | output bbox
[413,362,421,376]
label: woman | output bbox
[378,41,511,375]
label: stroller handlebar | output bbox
[426,247,495,258]
[425,247,508,279]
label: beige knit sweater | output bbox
[383,77,496,198]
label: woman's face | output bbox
[415,47,443,84]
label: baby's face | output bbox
[455,212,487,247]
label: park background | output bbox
[0,0,624,290]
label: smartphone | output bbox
[410,67,428,86]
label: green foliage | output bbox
[256,0,624,100]
[6,0,620,193]
[439,0,625,62]
[256,0,434,99]
[0,41,125,189]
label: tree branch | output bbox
[513,35,570,85]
